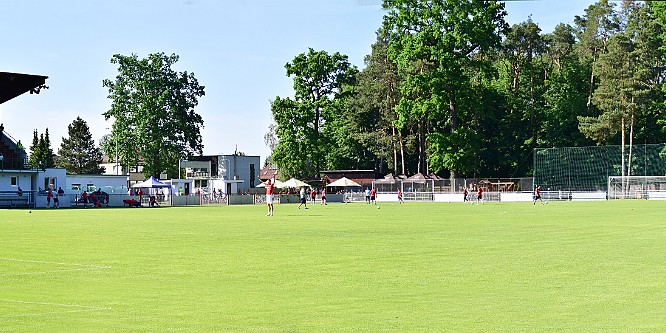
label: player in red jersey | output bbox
[533,185,544,205]
[265,178,275,216]
[476,186,484,205]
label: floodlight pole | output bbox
[115,137,119,175]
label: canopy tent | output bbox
[256,179,283,188]
[326,177,361,188]
[405,172,429,183]
[277,178,311,188]
[132,176,171,188]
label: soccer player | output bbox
[298,186,308,209]
[463,188,469,203]
[321,187,327,205]
[533,185,544,205]
[365,188,371,204]
[310,187,317,204]
[264,178,275,216]
[370,188,377,205]
[397,188,403,204]
[476,186,484,205]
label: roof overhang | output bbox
[0,72,48,104]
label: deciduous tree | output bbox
[102,52,205,178]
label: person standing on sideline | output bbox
[370,188,377,205]
[397,188,403,204]
[321,187,327,205]
[82,190,88,208]
[463,188,469,203]
[264,178,275,216]
[310,187,317,204]
[46,189,52,208]
[298,186,308,209]
[365,187,371,204]
[476,186,484,205]
[17,187,23,197]
[533,185,544,205]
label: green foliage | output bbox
[271,49,358,178]
[102,52,205,179]
[55,117,104,174]
[267,1,666,179]
[427,128,479,175]
[27,128,55,169]
[382,0,507,177]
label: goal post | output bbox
[608,176,666,200]
[534,144,666,192]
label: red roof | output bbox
[259,165,278,180]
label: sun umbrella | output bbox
[326,177,361,188]
[277,178,311,188]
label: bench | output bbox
[0,196,30,208]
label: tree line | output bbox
[269,0,666,181]
[28,52,205,177]
[25,1,666,181]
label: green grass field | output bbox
[1,201,665,332]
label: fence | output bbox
[373,178,533,193]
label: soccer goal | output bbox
[534,144,666,192]
[608,176,666,200]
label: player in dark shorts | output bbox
[533,185,544,205]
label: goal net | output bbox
[533,144,666,192]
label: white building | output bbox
[181,154,260,195]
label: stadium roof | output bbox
[0,72,48,105]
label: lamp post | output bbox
[115,137,118,175]
[106,128,119,175]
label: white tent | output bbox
[277,178,311,188]
[132,176,171,188]
[326,177,361,188]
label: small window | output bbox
[250,164,255,187]
[44,177,56,191]
[11,176,18,186]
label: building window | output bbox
[250,164,255,187]
[44,177,56,191]
[11,176,17,186]
[194,180,208,188]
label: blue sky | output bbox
[1,0,598,165]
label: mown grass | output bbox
[1,200,665,332]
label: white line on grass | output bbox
[0,267,111,276]
[0,299,111,317]
[0,258,112,269]
[0,258,112,276]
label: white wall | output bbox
[217,155,261,190]
[66,174,129,194]
[500,193,534,202]
[0,171,33,192]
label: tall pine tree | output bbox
[56,117,104,174]
[28,128,55,169]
